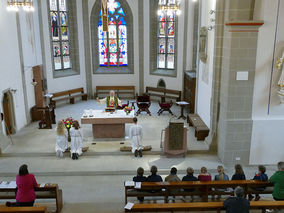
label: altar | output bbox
[81,110,135,139]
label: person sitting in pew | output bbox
[182,167,198,193]
[147,166,163,193]
[133,167,147,203]
[232,164,246,180]
[165,167,181,182]
[198,167,212,181]
[16,164,38,207]
[182,167,198,182]
[270,161,284,201]
[133,167,147,182]
[214,165,230,200]
[248,165,268,201]
[223,186,250,213]
[147,166,163,182]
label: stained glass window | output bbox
[49,0,71,70]
[98,0,128,67]
[157,1,176,69]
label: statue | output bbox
[276,52,284,104]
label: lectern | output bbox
[163,122,187,157]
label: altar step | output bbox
[1,149,211,158]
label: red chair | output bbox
[136,95,151,116]
[158,96,173,116]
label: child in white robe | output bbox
[130,117,143,157]
[70,120,83,160]
[55,121,68,158]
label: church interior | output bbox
[0,0,284,212]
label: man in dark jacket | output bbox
[223,186,249,213]
[133,167,147,203]
[147,166,163,182]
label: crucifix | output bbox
[101,0,108,32]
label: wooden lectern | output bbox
[163,122,187,157]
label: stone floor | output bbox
[0,100,279,212]
[3,100,209,154]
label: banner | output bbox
[101,0,108,32]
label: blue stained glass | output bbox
[99,39,107,53]
[119,39,127,52]
[97,0,128,67]
[117,8,125,16]
[118,25,127,38]
[108,0,120,14]
[119,52,127,66]
[119,17,126,25]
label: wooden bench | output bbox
[146,87,181,102]
[96,86,136,99]
[187,114,209,141]
[125,201,284,213]
[0,184,63,213]
[50,87,87,108]
[0,205,47,213]
[125,180,274,204]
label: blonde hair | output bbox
[201,167,207,174]
[57,121,65,136]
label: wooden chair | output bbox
[158,96,173,116]
[136,95,151,116]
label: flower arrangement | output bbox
[62,117,74,129]
[62,117,73,142]
[124,106,133,115]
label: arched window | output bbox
[157,0,176,69]
[49,0,71,70]
[98,0,128,67]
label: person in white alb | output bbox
[55,121,68,158]
[96,90,122,108]
[130,117,143,157]
[70,120,83,160]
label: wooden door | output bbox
[3,93,12,135]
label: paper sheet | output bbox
[124,202,134,210]
[134,182,141,189]
[0,181,8,188]
[40,183,46,188]
[7,181,17,189]
[125,181,135,187]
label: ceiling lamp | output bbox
[7,0,35,12]
[158,0,181,16]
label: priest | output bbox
[96,90,122,108]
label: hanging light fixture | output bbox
[6,0,35,12]
[157,0,181,16]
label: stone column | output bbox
[217,21,263,165]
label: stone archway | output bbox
[2,91,16,135]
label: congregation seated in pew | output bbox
[128,163,282,203]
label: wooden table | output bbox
[81,110,135,139]
[176,101,189,120]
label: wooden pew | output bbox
[125,201,284,212]
[0,205,47,213]
[50,87,87,108]
[0,184,63,213]
[146,87,182,102]
[95,86,136,99]
[187,114,209,141]
[125,180,274,204]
